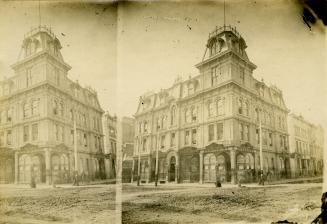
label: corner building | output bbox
[0,26,106,184]
[133,26,290,184]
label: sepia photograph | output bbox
[0,0,326,224]
[0,1,118,224]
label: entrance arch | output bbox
[19,155,31,183]
[204,153,216,182]
[31,155,43,183]
[169,156,176,182]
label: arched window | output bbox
[161,116,166,129]
[237,154,245,170]
[255,108,259,122]
[170,106,176,125]
[185,108,191,123]
[217,155,225,171]
[23,102,30,118]
[204,153,216,182]
[238,98,243,114]
[191,107,197,122]
[244,101,249,116]
[217,98,224,115]
[31,99,39,115]
[245,153,254,169]
[60,154,69,171]
[208,101,215,117]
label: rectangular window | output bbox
[26,68,32,87]
[71,130,74,145]
[170,132,175,147]
[160,135,165,149]
[256,129,259,144]
[238,99,243,114]
[83,133,87,147]
[7,130,12,145]
[23,125,29,142]
[217,123,223,140]
[185,130,190,145]
[263,131,267,145]
[208,124,214,142]
[239,124,244,140]
[192,129,197,145]
[240,67,245,84]
[7,108,12,122]
[95,135,98,148]
[244,125,249,141]
[211,66,218,85]
[0,132,4,146]
[217,99,224,115]
[32,124,38,141]
[55,124,59,141]
[269,132,273,146]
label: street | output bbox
[0,184,118,224]
[122,182,323,224]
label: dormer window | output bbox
[210,40,218,56]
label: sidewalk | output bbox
[0,178,117,189]
[124,176,323,189]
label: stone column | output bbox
[199,150,204,184]
[147,156,151,183]
[45,149,51,185]
[230,149,236,184]
[14,152,19,184]
[131,159,135,183]
[175,154,179,183]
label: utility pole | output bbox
[259,109,264,185]
[155,132,159,187]
[137,138,141,186]
[73,110,79,186]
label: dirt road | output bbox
[0,184,117,224]
[122,183,323,224]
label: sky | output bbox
[0,0,325,128]
[117,0,326,128]
[0,1,117,115]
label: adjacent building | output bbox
[103,111,117,179]
[121,117,135,183]
[0,26,106,184]
[288,113,324,177]
[133,25,290,184]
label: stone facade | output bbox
[0,26,106,184]
[103,111,117,179]
[288,113,324,177]
[133,25,290,184]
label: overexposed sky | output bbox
[117,0,326,129]
[0,0,325,130]
[0,1,117,114]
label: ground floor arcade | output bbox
[131,143,291,184]
[0,144,106,184]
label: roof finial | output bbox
[38,0,41,27]
[224,0,226,27]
